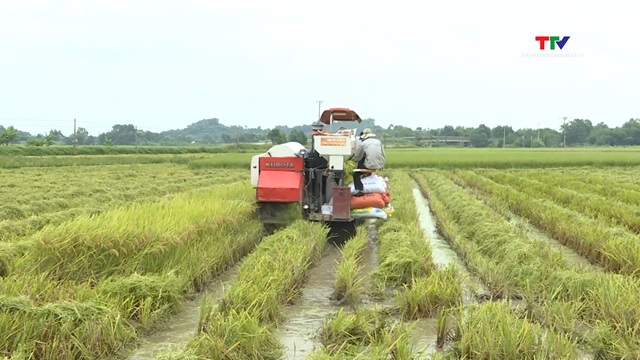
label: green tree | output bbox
[0,126,18,145]
[267,129,287,145]
[288,129,307,145]
[562,119,593,146]
[27,138,45,146]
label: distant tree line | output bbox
[2,117,640,147]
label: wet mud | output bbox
[410,318,440,359]
[411,184,488,302]
[277,244,344,359]
[126,266,239,360]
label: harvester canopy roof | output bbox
[319,108,363,125]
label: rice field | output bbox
[2,151,640,359]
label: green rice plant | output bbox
[371,171,434,290]
[0,165,248,240]
[456,170,640,276]
[333,225,370,307]
[540,166,640,189]
[310,306,415,359]
[0,154,204,169]
[0,178,265,359]
[215,220,328,323]
[416,169,640,356]
[396,264,463,320]
[20,182,256,282]
[414,170,570,294]
[0,295,136,360]
[483,170,640,233]
[0,240,31,277]
[447,302,579,359]
[4,146,640,169]
[173,220,328,359]
[514,168,640,206]
[183,310,281,360]
[365,170,463,325]
[384,148,640,169]
[372,222,435,290]
[92,272,185,330]
[0,144,268,157]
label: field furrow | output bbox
[454,170,640,277]
[480,170,640,233]
[447,173,598,271]
[307,170,466,359]
[416,170,640,357]
[331,225,371,307]
[159,220,328,359]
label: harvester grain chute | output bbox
[251,107,387,243]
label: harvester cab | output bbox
[251,107,364,239]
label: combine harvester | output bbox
[251,107,392,242]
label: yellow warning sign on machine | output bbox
[320,137,347,146]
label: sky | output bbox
[1,0,638,136]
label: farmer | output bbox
[352,128,386,195]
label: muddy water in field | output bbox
[361,222,379,278]
[126,266,239,360]
[410,318,440,359]
[411,185,487,300]
[278,244,344,359]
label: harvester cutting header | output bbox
[250,107,392,240]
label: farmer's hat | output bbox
[362,128,376,139]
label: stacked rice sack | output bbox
[348,174,394,220]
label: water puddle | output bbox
[411,184,487,301]
[127,266,239,360]
[278,244,343,359]
[410,318,439,359]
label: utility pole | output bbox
[73,118,77,155]
[503,126,506,148]
[315,100,323,119]
[562,116,568,147]
[135,126,139,154]
[537,123,540,139]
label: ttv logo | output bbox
[535,36,570,50]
